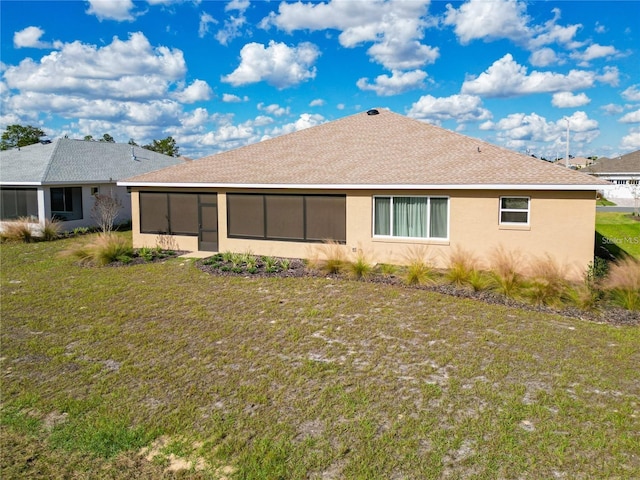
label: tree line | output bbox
[0,124,180,157]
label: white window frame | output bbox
[372,195,450,240]
[499,196,530,225]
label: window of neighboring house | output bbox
[499,197,530,225]
[373,196,449,239]
[139,192,198,235]
[0,188,38,220]
[629,180,639,185]
[227,194,346,243]
[50,187,83,221]
[616,180,627,185]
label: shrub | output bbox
[602,257,640,311]
[446,246,480,287]
[280,259,291,270]
[468,270,491,292]
[402,245,437,286]
[586,257,609,286]
[2,217,36,243]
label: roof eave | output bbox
[117,181,606,191]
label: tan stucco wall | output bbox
[130,187,597,280]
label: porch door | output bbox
[198,194,218,252]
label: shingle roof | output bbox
[122,109,608,189]
[1,138,186,185]
[582,150,640,175]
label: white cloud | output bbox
[490,110,599,154]
[596,66,619,87]
[215,0,250,45]
[265,113,325,138]
[262,0,437,71]
[180,108,211,129]
[356,70,427,96]
[601,103,624,115]
[445,1,583,54]
[461,54,596,98]
[622,85,640,102]
[257,102,289,116]
[551,92,590,108]
[14,27,52,49]
[620,109,640,124]
[309,99,325,107]
[86,0,136,21]
[222,93,246,103]
[198,12,217,39]
[528,48,559,67]
[620,127,640,151]
[571,43,619,65]
[222,41,320,89]
[173,79,212,103]
[4,32,185,100]
[444,0,530,45]
[407,94,492,124]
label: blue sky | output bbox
[1,0,638,160]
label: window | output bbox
[616,180,627,185]
[50,187,82,221]
[499,197,529,225]
[91,186,99,196]
[373,196,449,239]
[139,192,198,235]
[0,188,38,220]
[227,194,346,243]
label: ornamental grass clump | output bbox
[488,246,525,298]
[522,254,569,307]
[1,217,36,243]
[402,245,437,286]
[446,246,481,288]
[63,233,133,266]
[311,241,348,275]
[602,256,640,311]
[349,250,374,280]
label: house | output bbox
[119,109,608,279]
[582,150,640,206]
[0,138,186,231]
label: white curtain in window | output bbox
[394,197,428,237]
[374,197,391,235]
[430,197,448,238]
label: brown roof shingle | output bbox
[122,109,608,189]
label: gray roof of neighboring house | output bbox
[0,138,186,185]
[582,150,640,175]
[122,109,608,190]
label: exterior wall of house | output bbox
[130,187,597,280]
[41,184,132,231]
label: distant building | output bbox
[582,150,640,203]
[1,138,187,230]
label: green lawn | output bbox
[1,235,639,479]
[596,212,640,258]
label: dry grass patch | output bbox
[602,256,640,310]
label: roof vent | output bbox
[366,109,379,116]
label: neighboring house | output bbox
[0,138,186,231]
[120,109,608,279]
[582,150,640,204]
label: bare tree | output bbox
[91,191,123,233]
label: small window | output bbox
[51,187,83,221]
[91,187,99,196]
[500,197,529,225]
